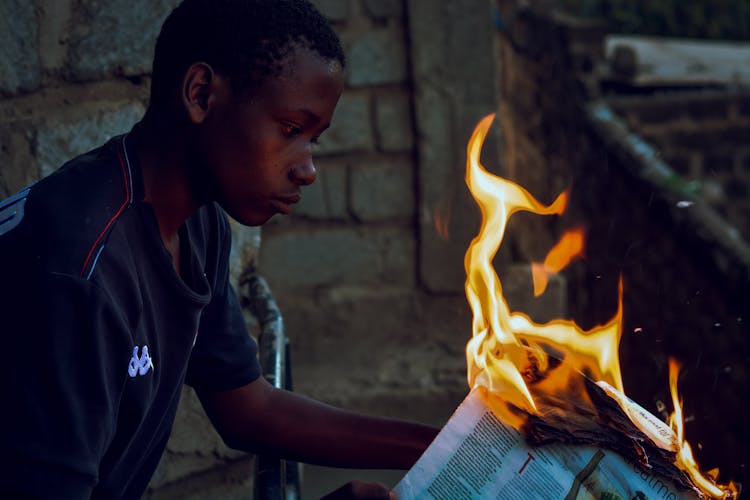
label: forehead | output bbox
[281,44,343,80]
[255,45,344,104]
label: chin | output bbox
[235,213,274,227]
[221,205,274,227]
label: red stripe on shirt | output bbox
[79,141,131,278]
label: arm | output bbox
[198,376,439,469]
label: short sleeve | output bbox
[0,271,131,498]
[185,217,261,392]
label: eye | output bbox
[281,121,302,138]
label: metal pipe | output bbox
[241,271,300,500]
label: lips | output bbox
[271,193,301,214]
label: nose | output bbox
[289,158,317,186]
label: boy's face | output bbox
[194,45,344,226]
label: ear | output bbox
[181,62,220,124]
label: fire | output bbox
[668,360,739,498]
[463,113,738,498]
[531,229,585,297]
[464,113,623,415]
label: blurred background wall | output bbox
[1,0,747,497]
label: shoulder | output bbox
[0,136,134,277]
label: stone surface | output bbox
[346,28,408,87]
[147,384,251,497]
[350,156,414,221]
[275,288,470,417]
[375,90,414,152]
[34,102,145,178]
[363,0,403,21]
[317,91,374,154]
[295,157,349,220]
[0,128,37,197]
[228,221,262,286]
[69,0,178,80]
[146,457,254,500]
[0,0,41,95]
[501,264,568,323]
[38,0,74,71]
[258,226,415,290]
[311,0,350,22]
[167,388,242,452]
[407,0,502,293]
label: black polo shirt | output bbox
[0,134,261,499]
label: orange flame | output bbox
[531,229,585,296]
[668,360,738,498]
[464,114,737,498]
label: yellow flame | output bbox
[464,114,623,410]
[463,114,737,498]
[668,360,738,499]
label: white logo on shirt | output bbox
[128,345,154,377]
[0,187,32,236]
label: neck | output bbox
[130,110,203,242]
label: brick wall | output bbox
[608,91,750,237]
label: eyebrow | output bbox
[295,108,322,124]
[295,108,331,134]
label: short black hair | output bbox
[150,0,345,109]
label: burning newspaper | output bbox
[395,388,696,500]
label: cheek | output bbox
[232,151,283,198]
[206,108,257,168]
[220,136,263,181]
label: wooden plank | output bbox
[605,35,750,87]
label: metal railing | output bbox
[241,270,301,500]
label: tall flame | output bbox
[464,114,737,498]
[464,113,623,413]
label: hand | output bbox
[320,480,396,500]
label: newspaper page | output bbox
[395,389,697,500]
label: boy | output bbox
[0,1,437,498]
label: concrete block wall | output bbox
[258,1,429,419]
[254,0,509,432]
